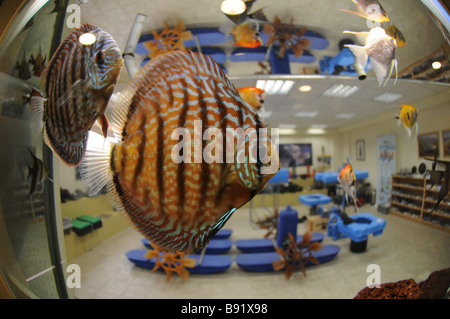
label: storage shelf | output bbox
[390,175,450,233]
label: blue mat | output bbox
[141,238,232,254]
[214,228,233,239]
[235,232,324,253]
[126,249,233,274]
[235,244,340,272]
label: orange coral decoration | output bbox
[256,208,279,238]
[272,232,323,280]
[143,20,193,59]
[144,243,196,282]
[263,16,312,58]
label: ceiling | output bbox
[77,0,450,132]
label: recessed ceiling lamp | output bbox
[299,85,312,92]
[432,61,442,69]
[374,92,403,103]
[294,111,318,118]
[221,0,247,24]
[256,80,294,95]
[335,113,356,119]
[79,32,96,45]
[322,84,360,98]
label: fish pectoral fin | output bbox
[345,44,369,68]
[369,57,388,87]
[97,114,109,138]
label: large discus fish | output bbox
[81,50,279,253]
[31,23,123,166]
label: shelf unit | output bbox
[390,175,450,233]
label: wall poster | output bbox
[376,134,396,207]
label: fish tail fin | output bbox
[344,44,369,68]
[340,9,365,20]
[30,93,45,133]
[79,131,115,196]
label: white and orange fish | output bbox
[31,23,123,166]
[341,0,390,23]
[81,50,279,253]
[344,27,398,86]
[395,104,418,139]
[231,23,263,48]
[338,161,359,212]
[237,86,265,111]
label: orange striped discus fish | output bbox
[81,50,279,253]
[31,23,123,166]
[338,163,359,212]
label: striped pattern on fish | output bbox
[31,23,123,166]
[81,50,279,252]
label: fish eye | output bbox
[95,51,104,65]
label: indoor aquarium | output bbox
[0,0,449,302]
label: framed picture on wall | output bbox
[278,144,313,167]
[442,129,450,157]
[417,131,439,157]
[356,140,365,161]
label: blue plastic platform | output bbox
[126,249,232,274]
[214,228,233,239]
[235,232,324,253]
[328,212,386,243]
[235,245,340,272]
[299,194,331,206]
[141,238,232,254]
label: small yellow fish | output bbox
[341,0,390,23]
[386,24,406,47]
[395,104,418,139]
[344,27,398,86]
[231,23,263,48]
[237,86,265,111]
[30,24,123,166]
[338,163,359,212]
[80,50,279,253]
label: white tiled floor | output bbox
[70,203,450,299]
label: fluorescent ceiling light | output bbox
[279,128,297,135]
[294,111,318,118]
[335,113,356,119]
[306,128,326,135]
[256,80,294,95]
[374,92,403,103]
[322,84,360,98]
[279,124,297,128]
[311,124,327,128]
